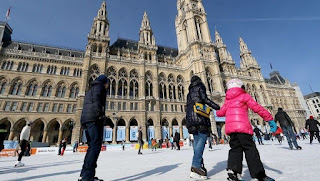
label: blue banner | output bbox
[147,126,155,140]
[214,110,226,122]
[104,127,113,141]
[117,126,126,141]
[183,126,189,139]
[3,140,18,149]
[162,126,169,139]
[130,126,138,141]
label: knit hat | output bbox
[96,75,110,85]
[310,116,314,119]
[226,79,244,90]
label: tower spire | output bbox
[88,1,109,40]
[215,28,224,45]
[139,11,155,46]
[239,37,259,69]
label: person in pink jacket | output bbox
[217,79,277,181]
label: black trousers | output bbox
[256,136,263,145]
[228,133,266,179]
[309,131,320,143]
[18,140,27,161]
[80,121,104,181]
[175,141,180,150]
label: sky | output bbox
[0,0,319,95]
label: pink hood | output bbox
[216,87,273,135]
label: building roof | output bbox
[2,41,85,58]
[304,92,320,100]
[110,38,178,57]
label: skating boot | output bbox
[296,146,302,150]
[14,161,25,167]
[252,176,275,181]
[190,167,208,180]
[78,177,103,181]
[227,169,244,181]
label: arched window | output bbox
[107,67,116,96]
[194,17,203,41]
[129,70,139,98]
[159,73,167,99]
[9,79,23,96]
[145,71,153,97]
[56,83,66,98]
[89,65,100,85]
[0,78,7,95]
[206,68,214,94]
[26,80,38,96]
[70,83,79,98]
[168,74,176,100]
[41,82,53,97]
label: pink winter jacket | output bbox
[216,87,273,135]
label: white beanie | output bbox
[226,79,244,89]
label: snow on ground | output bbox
[0,139,319,181]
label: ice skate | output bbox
[78,177,103,181]
[14,161,25,167]
[227,169,244,181]
[296,146,302,150]
[252,175,275,181]
[190,167,208,180]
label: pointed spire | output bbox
[89,1,109,40]
[96,1,108,20]
[140,11,151,31]
[239,36,249,54]
[215,28,224,47]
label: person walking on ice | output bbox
[186,75,220,180]
[15,121,32,167]
[305,116,320,144]
[216,79,276,181]
[275,107,302,150]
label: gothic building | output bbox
[0,0,306,145]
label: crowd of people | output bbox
[3,75,320,181]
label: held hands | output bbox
[268,120,277,133]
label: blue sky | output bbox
[1,0,319,95]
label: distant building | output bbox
[0,0,306,145]
[304,92,320,119]
[293,84,311,118]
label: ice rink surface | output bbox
[0,139,319,181]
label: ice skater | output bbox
[174,130,180,150]
[78,75,109,181]
[275,108,302,150]
[15,121,32,167]
[216,79,275,181]
[121,140,125,151]
[186,75,220,180]
[138,127,144,155]
[170,135,175,150]
[253,126,264,145]
[60,138,67,156]
[305,116,320,144]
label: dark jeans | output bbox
[18,140,27,161]
[175,141,180,150]
[228,133,266,179]
[138,140,143,153]
[256,136,263,145]
[309,131,320,143]
[192,131,207,168]
[80,121,104,181]
[282,126,299,148]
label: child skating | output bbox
[217,79,277,181]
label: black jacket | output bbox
[275,110,294,128]
[305,118,320,132]
[253,127,263,137]
[138,130,143,141]
[174,132,180,142]
[186,76,220,130]
[81,80,107,125]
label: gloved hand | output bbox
[268,120,277,133]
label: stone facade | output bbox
[304,92,320,119]
[0,0,306,145]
